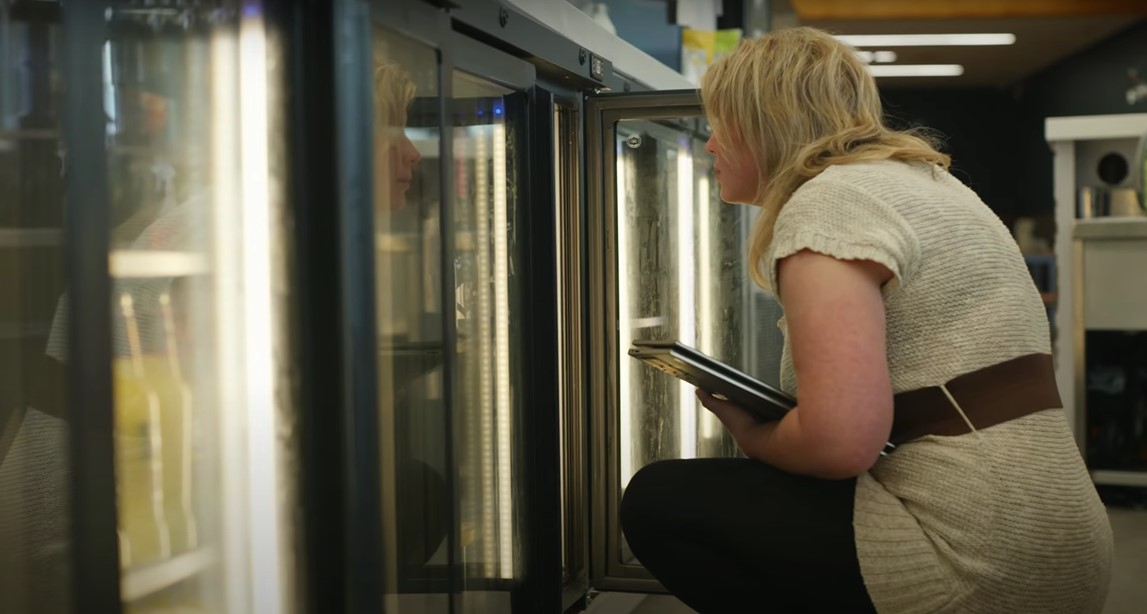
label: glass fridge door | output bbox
[371,16,453,614]
[60,2,298,611]
[449,47,557,613]
[585,91,784,591]
[372,15,563,612]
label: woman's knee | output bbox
[620,460,691,538]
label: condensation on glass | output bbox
[19,2,300,612]
[371,25,451,614]
[0,2,71,612]
[614,118,781,565]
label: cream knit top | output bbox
[765,161,1113,613]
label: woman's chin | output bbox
[384,190,408,211]
[719,191,750,205]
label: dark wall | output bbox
[880,18,1147,219]
[1018,19,1147,215]
[1022,19,1147,118]
[882,88,1039,217]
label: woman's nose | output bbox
[705,133,717,155]
[402,135,421,165]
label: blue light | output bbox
[476,109,484,117]
[494,106,503,116]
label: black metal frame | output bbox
[449,0,612,90]
[61,1,122,611]
[551,99,591,614]
[332,1,387,611]
[266,0,351,610]
[508,84,564,614]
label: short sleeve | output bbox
[766,177,921,297]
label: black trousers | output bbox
[620,458,877,614]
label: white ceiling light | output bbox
[868,64,965,77]
[856,50,899,63]
[838,33,1016,47]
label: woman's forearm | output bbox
[700,390,881,479]
[733,407,875,480]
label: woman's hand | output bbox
[695,390,778,458]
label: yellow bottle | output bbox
[115,293,172,567]
[158,291,196,555]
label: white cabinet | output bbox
[1048,114,1147,487]
[1076,221,1147,331]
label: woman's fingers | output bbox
[695,389,743,415]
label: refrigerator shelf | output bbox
[121,547,217,603]
[0,228,63,248]
[109,250,210,279]
[1092,470,1147,488]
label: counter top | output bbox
[1073,218,1147,240]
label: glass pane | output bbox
[615,119,756,564]
[689,135,748,459]
[0,4,71,612]
[452,70,523,612]
[372,26,451,613]
[95,3,292,611]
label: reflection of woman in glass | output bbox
[374,63,422,212]
[374,61,447,573]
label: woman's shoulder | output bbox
[788,160,910,204]
[794,160,956,208]
[815,159,937,186]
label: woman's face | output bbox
[705,127,759,204]
[377,127,422,210]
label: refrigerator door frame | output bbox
[584,90,713,592]
[371,5,568,610]
[449,32,568,614]
[58,1,324,611]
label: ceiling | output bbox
[777,0,1147,88]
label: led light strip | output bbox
[676,144,696,459]
[210,23,248,614]
[856,50,898,64]
[838,33,1015,47]
[697,174,717,441]
[492,121,514,580]
[617,137,633,488]
[868,64,965,77]
[474,126,496,578]
[239,7,283,613]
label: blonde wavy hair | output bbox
[700,26,950,287]
[374,62,416,130]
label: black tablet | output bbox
[629,339,897,456]
[628,339,794,423]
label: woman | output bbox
[620,27,1112,614]
[374,61,422,212]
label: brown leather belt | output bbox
[887,353,1061,448]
